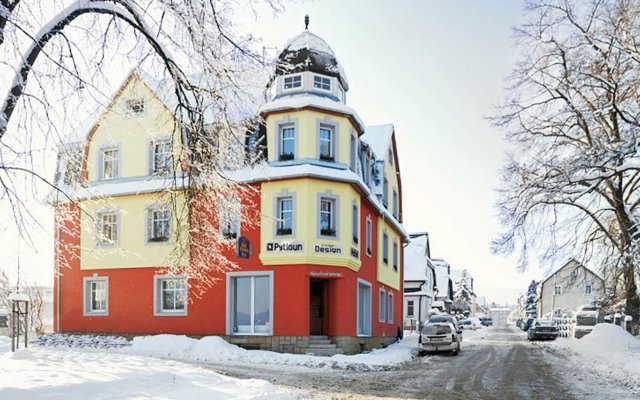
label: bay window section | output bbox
[279,126,295,160]
[319,197,337,237]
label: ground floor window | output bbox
[357,279,372,336]
[407,299,414,318]
[154,275,188,316]
[388,292,394,324]
[379,288,386,322]
[83,276,108,316]
[229,272,273,334]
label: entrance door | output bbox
[310,281,325,335]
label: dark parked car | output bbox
[479,317,493,327]
[520,317,534,331]
[527,319,559,341]
[419,322,461,355]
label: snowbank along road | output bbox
[209,325,637,400]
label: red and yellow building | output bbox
[53,27,407,354]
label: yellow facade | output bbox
[80,74,186,270]
[80,192,187,269]
[260,178,362,271]
[377,217,401,290]
[265,110,355,164]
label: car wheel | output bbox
[451,343,460,356]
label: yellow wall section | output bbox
[383,141,400,216]
[265,110,355,164]
[86,77,178,181]
[260,178,361,270]
[80,193,187,270]
[377,218,400,290]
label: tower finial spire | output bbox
[304,15,309,30]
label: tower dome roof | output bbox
[274,30,349,91]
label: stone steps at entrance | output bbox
[307,335,344,356]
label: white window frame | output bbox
[276,196,294,236]
[554,285,562,295]
[154,275,188,316]
[279,125,296,160]
[407,299,415,318]
[313,75,331,91]
[349,133,357,172]
[365,215,372,256]
[124,96,146,116]
[318,195,338,238]
[379,287,386,323]
[99,145,120,180]
[393,240,399,271]
[96,209,119,247]
[357,278,372,337]
[318,125,334,161]
[388,292,395,324]
[227,271,274,336]
[149,138,173,175]
[383,175,389,208]
[146,205,172,243]
[283,74,302,90]
[392,189,398,219]
[83,276,108,316]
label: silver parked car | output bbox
[419,322,461,355]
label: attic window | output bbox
[126,97,145,116]
[313,76,331,91]
[283,75,302,90]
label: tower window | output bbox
[319,126,334,161]
[279,126,295,160]
[283,75,302,90]
[313,76,331,91]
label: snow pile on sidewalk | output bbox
[0,341,300,399]
[125,333,419,371]
[561,324,640,375]
[0,336,10,353]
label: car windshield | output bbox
[421,324,451,335]
[536,319,556,326]
[429,316,454,324]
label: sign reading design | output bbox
[314,244,342,254]
[266,241,304,252]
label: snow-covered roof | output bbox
[404,235,429,281]
[360,124,393,161]
[450,269,463,285]
[275,29,349,90]
[9,292,30,302]
[259,93,365,132]
[432,258,451,293]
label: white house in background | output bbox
[403,232,436,330]
[432,258,453,313]
[537,259,605,317]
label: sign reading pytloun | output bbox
[266,241,304,252]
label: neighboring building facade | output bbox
[403,232,436,330]
[537,259,605,317]
[451,268,477,316]
[432,258,453,313]
[52,27,407,354]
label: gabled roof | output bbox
[360,124,393,162]
[540,259,604,286]
[432,258,451,294]
[404,234,430,281]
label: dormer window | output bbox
[283,75,302,90]
[313,75,331,91]
[125,97,145,116]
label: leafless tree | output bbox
[1,0,282,291]
[492,0,640,323]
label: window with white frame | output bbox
[147,206,171,243]
[382,231,389,264]
[96,210,119,246]
[229,273,272,334]
[379,288,386,322]
[279,125,295,160]
[100,147,119,180]
[125,97,145,116]
[388,292,394,323]
[554,285,562,295]
[313,75,331,91]
[350,134,357,171]
[283,75,302,90]
[392,189,398,219]
[357,279,372,336]
[319,197,337,237]
[319,125,334,161]
[83,277,108,315]
[393,240,398,271]
[276,197,293,235]
[585,284,592,294]
[352,203,359,244]
[407,299,415,317]
[366,216,372,256]
[154,276,187,315]
[150,139,172,174]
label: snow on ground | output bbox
[0,335,300,400]
[126,334,418,370]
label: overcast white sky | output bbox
[1,0,548,305]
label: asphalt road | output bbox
[206,325,631,400]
